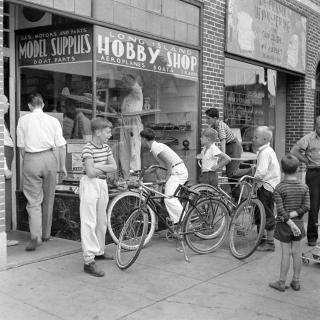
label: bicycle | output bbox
[190,175,266,259]
[115,165,230,269]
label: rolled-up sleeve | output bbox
[16,120,25,148]
[53,119,66,147]
[296,134,309,151]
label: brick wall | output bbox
[200,0,320,154]
[276,0,320,151]
[0,0,7,267]
[201,0,225,124]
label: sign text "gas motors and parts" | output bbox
[97,28,199,80]
[17,26,92,66]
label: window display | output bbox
[17,24,200,186]
[224,58,276,151]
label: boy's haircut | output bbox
[281,154,299,174]
[27,93,43,106]
[202,127,218,141]
[140,128,156,141]
[205,108,220,119]
[91,117,112,133]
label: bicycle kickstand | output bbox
[176,239,191,263]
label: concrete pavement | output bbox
[0,235,319,320]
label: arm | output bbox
[4,156,12,179]
[254,152,269,181]
[94,155,117,174]
[19,147,25,160]
[220,139,226,153]
[289,187,310,218]
[58,145,67,177]
[274,188,290,222]
[84,157,104,178]
[291,144,308,164]
[214,153,231,171]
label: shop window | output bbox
[95,26,199,183]
[224,58,276,151]
[4,2,10,48]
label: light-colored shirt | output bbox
[295,131,320,168]
[255,143,281,191]
[121,82,143,113]
[150,141,182,167]
[201,143,221,172]
[17,108,66,152]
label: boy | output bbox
[253,126,281,252]
[196,128,231,186]
[80,118,117,277]
[140,128,188,225]
[269,154,310,292]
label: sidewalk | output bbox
[0,235,319,320]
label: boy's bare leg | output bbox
[291,241,302,281]
[280,242,291,282]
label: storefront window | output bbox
[95,26,199,182]
[16,23,199,183]
[224,58,276,151]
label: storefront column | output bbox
[0,0,7,268]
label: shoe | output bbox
[256,242,275,252]
[42,237,52,242]
[269,281,286,292]
[258,236,267,246]
[25,238,39,251]
[95,253,114,260]
[84,262,105,277]
[7,240,19,247]
[290,280,301,291]
[308,241,317,247]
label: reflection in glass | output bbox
[225,58,276,151]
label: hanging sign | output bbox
[226,0,306,74]
[17,25,93,66]
[96,27,199,80]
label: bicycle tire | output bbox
[107,191,156,248]
[183,198,230,254]
[116,208,148,270]
[190,183,221,199]
[229,198,266,259]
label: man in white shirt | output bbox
[140,128,188,224]
[253,126,281,252]
[17,93,67,251]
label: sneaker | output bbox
[290,280,301,291]
[269,280,286,292]
[308,241,317,247]
[7,240,19,247]
[25,238,40,251]
[84,262,105,277]
[95,253,114,260]
[256,242,275,252]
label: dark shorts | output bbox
[199,171,218,186]
[274,220,306,243]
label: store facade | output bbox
[1,0,320,266]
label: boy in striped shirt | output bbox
[269,154,310,292]
[80,118,117,277]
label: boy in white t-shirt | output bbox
[196,128,231,186]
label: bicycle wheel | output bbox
[190,183,221,199]
[116,208,148,270]
[107,191,156,248]
[183,198,230,254]
[229,198,266,259]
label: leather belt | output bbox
[25,148,54,154]
[97,176,107,180]
[172,161,183,168]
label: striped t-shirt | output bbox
[274,180,310,223]
[213,121,235,144]
[81,142,113,174]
